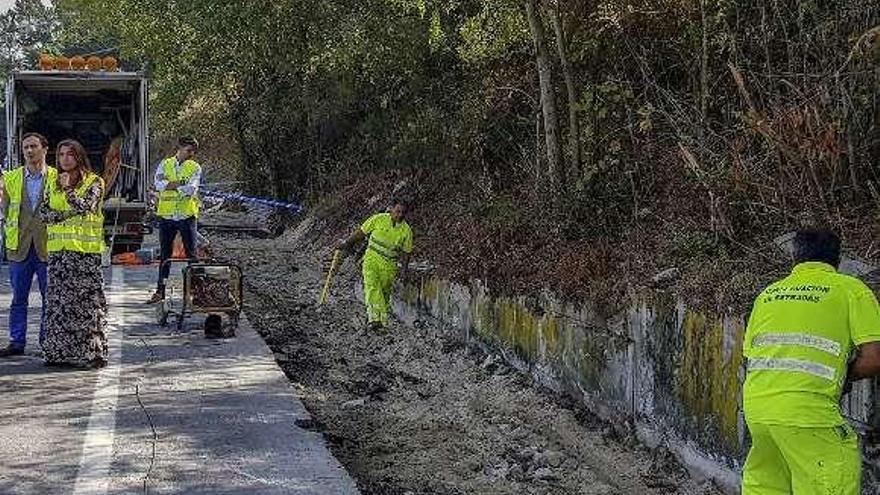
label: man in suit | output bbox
[0,133,57,356]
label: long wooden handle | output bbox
[319,249,342,305]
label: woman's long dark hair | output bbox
[55,139,92,190]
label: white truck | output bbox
[3,69,151,253]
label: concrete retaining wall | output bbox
[393,276,879,494]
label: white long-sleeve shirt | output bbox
[154,158,202,220]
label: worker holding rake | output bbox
[334,198,413,332]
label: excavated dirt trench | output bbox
[213,228,723,495]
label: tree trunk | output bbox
[228,99,262,195]
[700,0,709,125]
[548,1,580,180]
[524,0,562,192]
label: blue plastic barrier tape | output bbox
[200,189,304,213]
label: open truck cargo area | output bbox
[5,70,150,253]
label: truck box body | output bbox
[4,70,150,253]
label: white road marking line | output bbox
[72,266,125,495]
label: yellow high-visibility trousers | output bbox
[362,253,397,326]
[742,422,860,495]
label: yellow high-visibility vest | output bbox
[46,172,105,254]
[744,262,880,427]
[156,157,200,219]
[359,212,413,266]
[2,166,57,250]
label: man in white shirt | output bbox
[147,136,202,303]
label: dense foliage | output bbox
[10,1,878,298]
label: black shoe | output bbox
[89,357,108,369]
[147,291,165,304]
[69,357,109,370]
[367,321,388,334]
[0,345,24,357]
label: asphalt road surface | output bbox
[0,262,360,495]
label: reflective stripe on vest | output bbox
[748,357,836,381]
[46,173,104,254]
[752,332,842,357]
[156,158,199,219]
[368,237,398,261]
[47,232,104,243]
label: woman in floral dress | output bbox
[40,139,108,368]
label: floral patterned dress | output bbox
[39,179,108,366]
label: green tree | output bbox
[0,0,59,99]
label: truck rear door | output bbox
[139,77,148,194]
[5,76,14,170]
